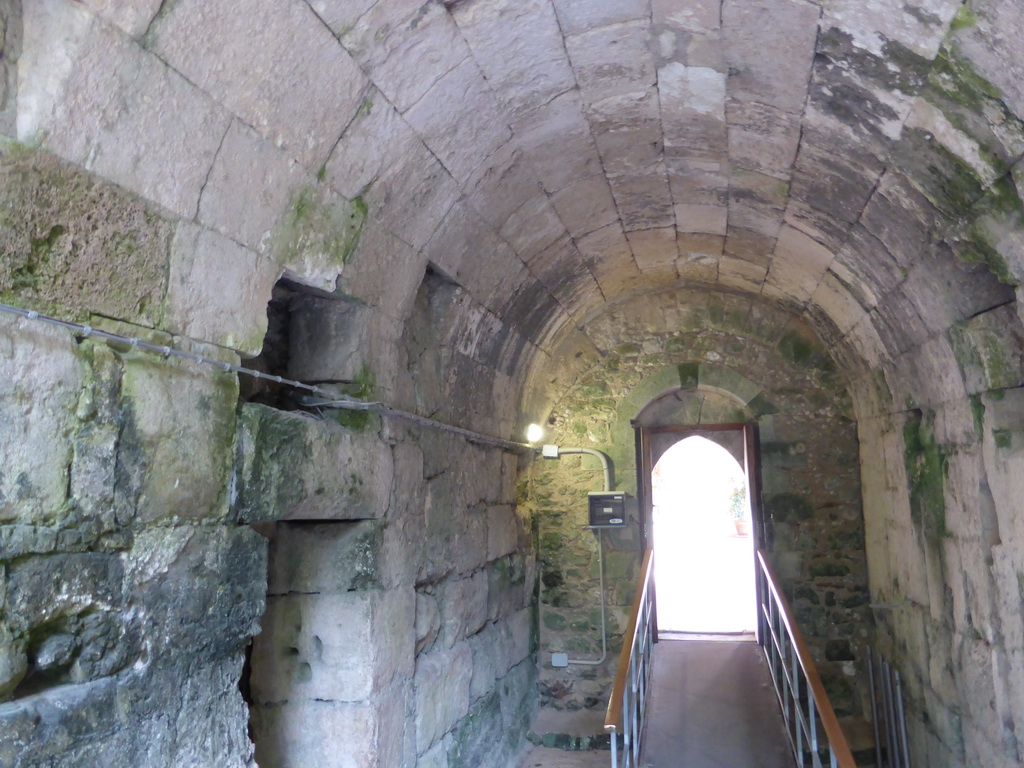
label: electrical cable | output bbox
[547,446,613,667]
[0,301,533,454]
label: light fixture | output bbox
[526,423,544,443]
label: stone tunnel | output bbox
[1,0,1024,766]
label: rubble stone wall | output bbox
[527,289,869,717]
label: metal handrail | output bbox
[756,548,858,768]
[604,550,655,768]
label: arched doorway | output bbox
[651,435,756,633]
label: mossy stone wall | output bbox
[526,289,870,717]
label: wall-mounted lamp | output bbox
[526,423,545,443]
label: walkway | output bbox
[642,636,793,767]
[521,636,794,768]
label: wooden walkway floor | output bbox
[521,637,795,768]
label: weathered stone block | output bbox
[0,676,118,767]
[150,0,366,169]
[251,587,413,706]
[607,163,675,231]
[415,643,473,753]
[415,591,441,657]
[722,0,818,113]
[252,696,392,768]
[552,0,647,36]
[511,90,603,193]
[267,520,386,595]
[447,690,505,768]
[166,223,280,356]
[550,174,620,240]
[0,314,84,526]
[499,193,567,264]
[362,132,460,252]
[567,20,656,105]
[403,58,511,183]
[119,350,237,524]
[487,554,535,623]
[234,404,393,522]
[0,144,174,326]
[76,0,162,38]
[341,0,468,114]
[439,572,489,649]
[950,304,1024,394]
[418,737,450,768]
[286,294,371,383]
[197,119,307,255]
[127,525,266,662]
[498,659,537,732]
[452,0,574,124]
[19,1,231,218]
[487,505,520,562]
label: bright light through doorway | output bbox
[652,435,756,633]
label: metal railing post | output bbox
[755,549,858,768]
[604,551,656,768]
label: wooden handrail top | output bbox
[604,549,654,732]
[756,548,858,768]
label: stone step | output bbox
[528,707,611,751]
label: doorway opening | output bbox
[650,434,756,634]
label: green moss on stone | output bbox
[0,141,172,324]
[277,185,368,270]
[969,394,985,436]
[677,362,700,389]
[448,692,504,768]
[993,429,1013,449]
[332,363,377,431]
[809,561,850,578]
[777,330,816,366]
[238,404,315,514]
[957,221,1017,286]
[928,44,1003,114]
[901,127,988,216]
[664,337,686,353]
[982,175,1024,218]
[543,612,567,631]
[903,409,950,539]
[918,45,1024,214]
[950,2,977,30]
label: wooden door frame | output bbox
[633,421,765,636]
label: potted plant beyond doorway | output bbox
[729,485,750,537]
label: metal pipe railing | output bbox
[868,647,911,768]
[755,549,858,768]
[604,550,655,768]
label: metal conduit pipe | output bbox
[555,447,613,493]
[541,445,612,667]
[568,528,607,666]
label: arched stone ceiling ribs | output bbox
[19,0,1024,395]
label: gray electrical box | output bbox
[588,492,631,528]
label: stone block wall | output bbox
[526,289,870,717]
[0,92,537,768]
[236,408,537,768]
[852,299,1024,766]
[0,310,267,767]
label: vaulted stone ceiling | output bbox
[20,0,1024,404]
